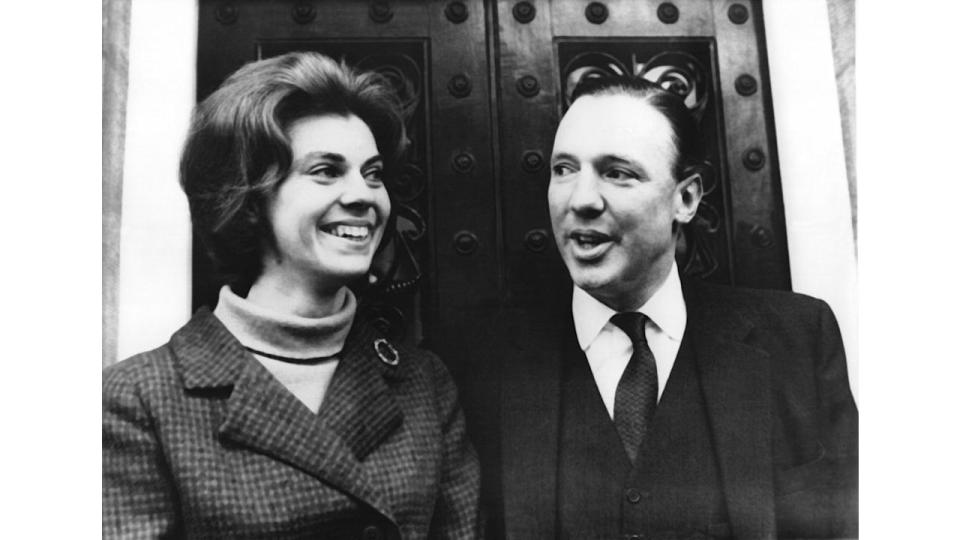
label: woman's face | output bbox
[261,113,391,292]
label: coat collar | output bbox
[500,280,777,539]
[170,308,406,524]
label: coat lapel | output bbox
[684,282,776,539]
[172,309,405,524]
[499,306,564,540]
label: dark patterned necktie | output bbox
[609,312,658,464]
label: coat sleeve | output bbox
[103,365,180,539]
[814,300,859,538]
[426,353,484,539]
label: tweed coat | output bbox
[102,308,482,540]
[463,279,858,540]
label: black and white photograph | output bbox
[83,0,951,538]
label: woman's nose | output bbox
[339,170,376,207]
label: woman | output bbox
[103,52,482,539]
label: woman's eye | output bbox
[307,165,338,178]
[364,168,384,183]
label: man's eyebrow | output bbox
[551,152,578,162]
[595,154,649,176]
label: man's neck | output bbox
[593,264,673,313]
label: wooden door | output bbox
[194,0,788,369]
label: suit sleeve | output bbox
[814,300,859,537]
[103,367,179,539]
[427,353,484,539]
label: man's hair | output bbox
[180,51,407,290]
[570,75,706,182]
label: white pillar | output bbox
[763,0,859,401]
[117,0,198,360]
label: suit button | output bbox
[361,525,383,540]
[622,534,644,540]
[625,488,644,504]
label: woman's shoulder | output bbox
[103,343,180,399]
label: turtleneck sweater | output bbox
[212,285,357,413]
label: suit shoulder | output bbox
[690,280,830,317]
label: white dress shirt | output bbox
[571,263,687,419]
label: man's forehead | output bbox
[552,94,675,164]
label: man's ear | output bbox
[674,171,703,225]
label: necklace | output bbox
[244,346,337,365]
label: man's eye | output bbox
[605,168,637,181]
[552,164,574,176]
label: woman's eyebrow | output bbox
[294,151,345,169]
[360,155,384,170]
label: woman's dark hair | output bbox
[180,51,408,290]
[570,75,706,182]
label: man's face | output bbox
[548,94,699,311]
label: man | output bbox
[470,76,858,539]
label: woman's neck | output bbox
[246,272,348,319]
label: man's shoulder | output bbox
[684,279,834,333]
[687,279,827,311]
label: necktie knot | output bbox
[610,312,649,347]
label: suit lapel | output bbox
[172,309,405,524]
[684,282,776,539]
[499,306,564,540]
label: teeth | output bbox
[327,224,370,240]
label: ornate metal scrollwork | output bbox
[638,51,709,121]
[357,53,422,122]
[561,52,628,107]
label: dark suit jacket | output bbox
[102,308,482,539]
[468,279,857,540]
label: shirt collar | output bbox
[572,262,687,351]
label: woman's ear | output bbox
[674,171,703,225]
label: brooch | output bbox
[373,338,400,366]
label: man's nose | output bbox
[568,171,604,216]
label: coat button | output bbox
[622,534,644,540]
[625,487,644,504]
[362,525,383,540]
